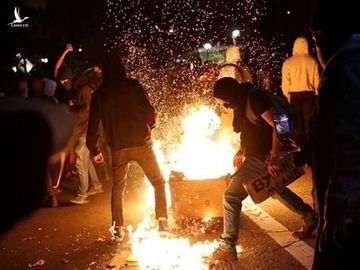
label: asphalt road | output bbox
[0,165,316,270]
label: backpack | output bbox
[245,88,305,145]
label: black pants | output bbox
[290,91,316,166]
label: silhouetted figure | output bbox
[86,51,168,240]
[0,98,74,235]
[310,1,360,269]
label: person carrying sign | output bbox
[209,77,317,264]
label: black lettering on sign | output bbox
[267,185,280,197]
[252,179,265,192]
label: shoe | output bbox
[293,212,317,239]
[48,196,59,208]
[42,195,58,208]
[88,185,104,196]
[111,226,126,242]
[69,195,89,205]
[209,247,238,262]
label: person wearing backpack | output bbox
[209,77,317,263]
[281,36,320,166]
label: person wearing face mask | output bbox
[209,77,316,264]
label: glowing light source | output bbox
[17,58,33,73]
[12,66,17,73]
[40,58,48,63]
[203,43,212,50]
[232,29,240,38]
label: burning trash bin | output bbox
[169,171,231,220]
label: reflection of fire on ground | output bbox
[109,105,242,269]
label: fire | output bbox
[128,216,219,270]
[123,105,241,269]
[158,104,239,180]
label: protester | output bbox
[66,73,103,204]
[218,45,253,84]
[54,45,103,205]
[281,36,320,166]
[86,51,169,240]
[310,1,360,269]
[209,77,317,263]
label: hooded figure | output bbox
[86,51,169,239]
[281,37,320,101]
[281,37,320,166]
[218,45,253,84]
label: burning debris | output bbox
[169,171,230,220]
[105,104,246,270]
[109,216,221,270]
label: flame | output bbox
[119,105,243,269]
[156,104,239,180]
[128,216,219,270]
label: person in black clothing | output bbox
[86,51,168,240]
[310,1,360,269]
[209,77,317,263]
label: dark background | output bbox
[1,0,316,78]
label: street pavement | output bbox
[0,165,316,270]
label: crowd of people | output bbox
[2,0,359,269]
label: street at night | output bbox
[0,166,315,269]
[2,0,360,269]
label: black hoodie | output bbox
[86,53,156,155]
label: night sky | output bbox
[2,0,316,77]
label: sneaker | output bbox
[88,185,104,196]
[293,212,317,239]
[69,195,89,205]
[209,247,238,262]
[112,226,126,242]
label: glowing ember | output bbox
[129,216,219,270]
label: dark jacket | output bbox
[66,84,93,139]
[312,34,360,225]
[86,77,156,155]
